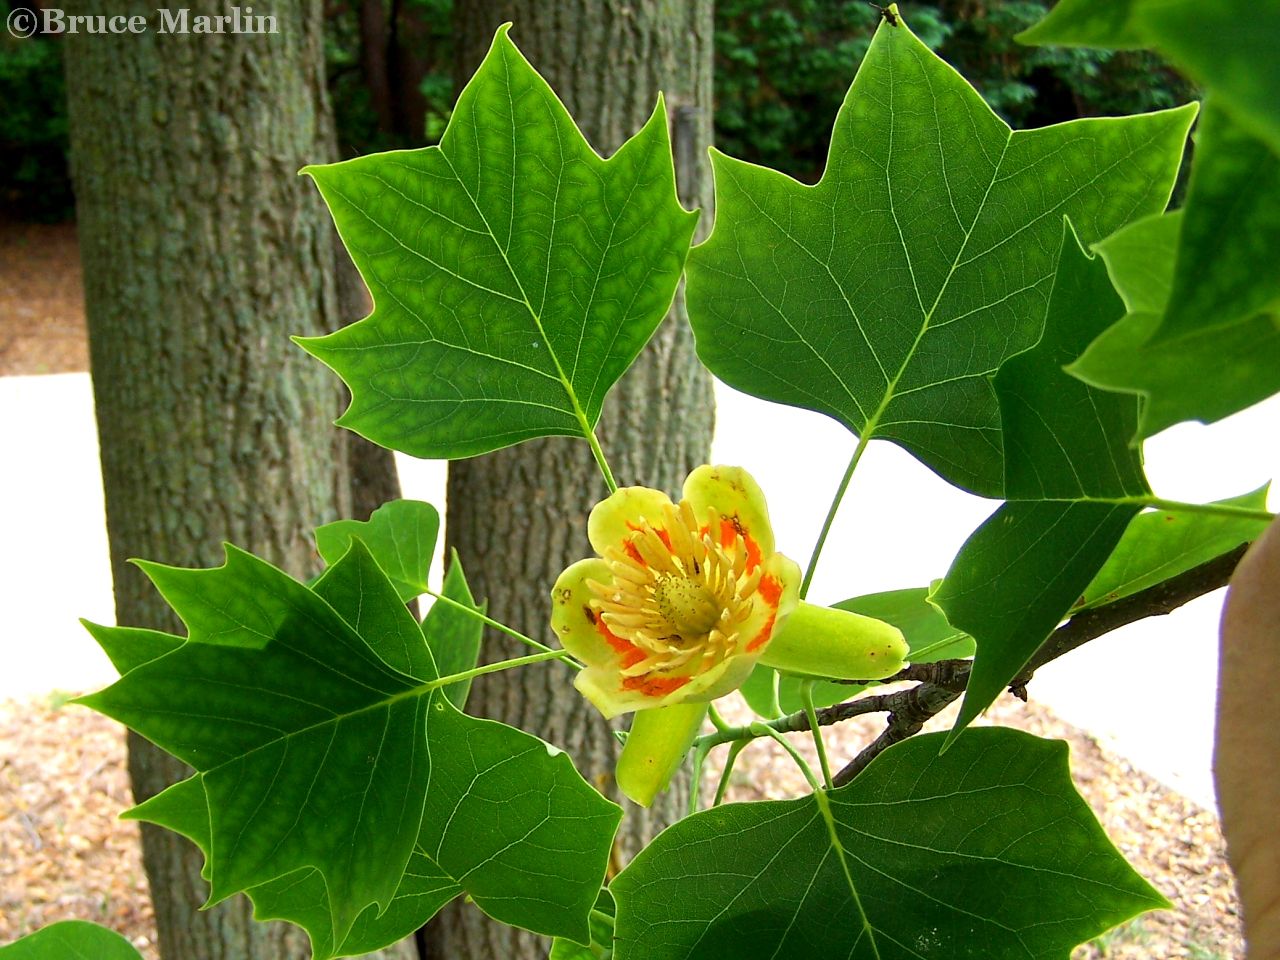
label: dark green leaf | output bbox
[740,588,973,717]
[313,537,436,680]
[298,26,697,460]
[612,729,1166,959]
[551,889,615,960]
[996,222,1147,500]
[686,14,1193,495]
[1138,0,1280,154]
[1078,485,1272,609]
[314,499,440,603]
[932,501,1138,745]
[81,543,431,944]
[0,921,144,960]
[422,552,484,710]
[82,540,619,955]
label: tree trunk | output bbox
[427,3,715,957]
[64,2,408,957]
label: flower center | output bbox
[654,575,720,636]
[586,498,762,680]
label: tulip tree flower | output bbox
[551,465,908,806]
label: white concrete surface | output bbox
[2,371,1277,810]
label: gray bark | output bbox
[64,1,408,956]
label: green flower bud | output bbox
[615,701,707,807]
[757,601,907,680]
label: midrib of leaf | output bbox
[198,654,561,782]
[813,788,882,960]
[436,140,615,481]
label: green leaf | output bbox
[313,536,436,680]
[314,499,440,603]
[930,223,1153,742]
[422,552,484,710]
[1071,180,1280,439]
[1156,101,1280,338]
[1072,310,1280,439]
[932,501,1138,745]
[740,588,973,717]
[297,25,697,460]
[125,773,460,960]
[1015,0,1144,49]
[0,922,144,960]
[685,14,1193,496]
[995,222,1148,500]
[1137,0,1280,155]
[1093,209,1179,315]
[82,540,620,954]
[551,890,615,960]
[81,542,433,945]
[611,729,1167,959]
[1077,484,1272,609]
[80,621,182,675]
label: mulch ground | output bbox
[0,217,1247,958]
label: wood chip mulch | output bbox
[0,217,88,377]
[0,691,1245,959]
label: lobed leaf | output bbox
[314,499,440,603]
[996,222,1147,501]
[932,501,1138,746]
[1071,171,1280,439]
[612,729,1166,959]
[934,227,1152,742]
[298,25,697,460]
[686,12,1193,496]
[81,537,619,956]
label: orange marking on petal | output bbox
[622,675,691,697]
[747,613,776,653]
[656,528,673,551]
[719,519,737,549]
[621,647,647,669]
[624,541,646,566]
[743,533,762,573]
[596,618,637,656]
[759,574,782,606]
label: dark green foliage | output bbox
[0,30,72,220]
[2,0,1193,218]
[713,0,1195,181]
[324,0,454,158]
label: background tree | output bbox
[423,2,715,957]
[62,1,405,957]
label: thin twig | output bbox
[830,543,1249,785]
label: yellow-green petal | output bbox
[616,701,708,807]
[758,600,908,680]
[737,552,802,655]
[587,485,675,556]
[550,558,617,668]
[682,464,776,558]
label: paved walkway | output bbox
[3,372,1276,810]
